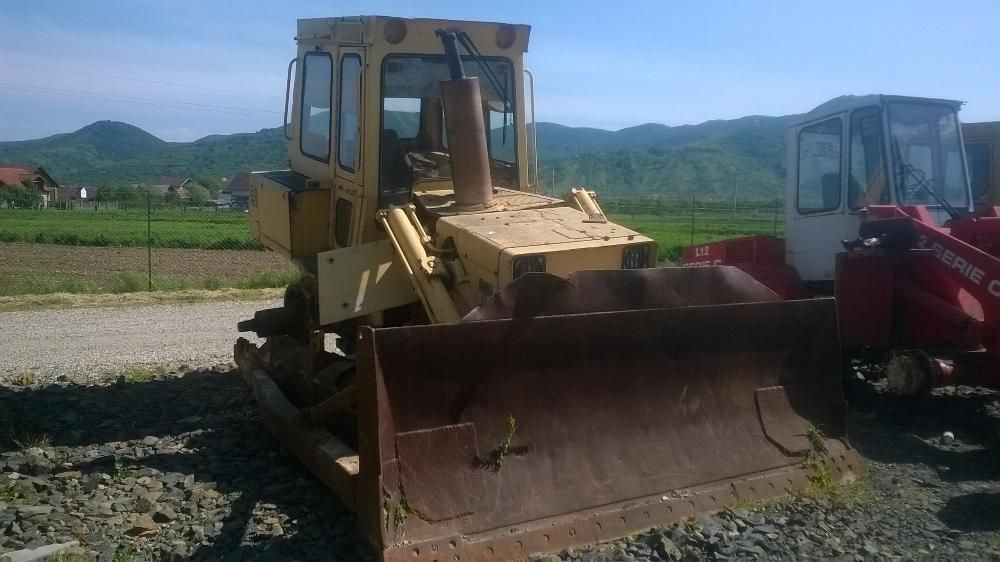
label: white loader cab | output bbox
[785,94,973,285]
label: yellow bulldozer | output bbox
[234,15,861,561]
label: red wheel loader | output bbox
[235,16,860,561]
[682,95,1000,395]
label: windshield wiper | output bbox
[892,138,961,220]
[453,30,513,145]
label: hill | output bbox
[536,115,795,199]
[0,114,797,199]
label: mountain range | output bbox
[0,113,800,200]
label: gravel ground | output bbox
[1,320,999,560]
[0,300,277,382]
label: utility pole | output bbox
[551,169,556,196]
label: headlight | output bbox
[512,255,546,278]
[622,244,651,269]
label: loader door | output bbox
[331,47,365,248]
[787,110,885,285]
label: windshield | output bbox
[379,55,516,208]
[888,102,970,209]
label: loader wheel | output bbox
[886,351,936,396]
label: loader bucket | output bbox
[354,267,860,561]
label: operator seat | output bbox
[379,129,415,208]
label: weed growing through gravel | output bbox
[123,366,157,383]
[113,458,137,482]
[799,425,875,508]
[111,542,138,562]
[10,430,52,450]
[802,425,835,491]
[0,483,20,503]
[392,500,409,539]
[0,482,40,506]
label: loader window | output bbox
[338,54,363,172]
[848,107,888,209]
[299,52,333,162]
[966,142,991,199]
[889,102,969,209]
[797,118,843,214]
[379,55,517,208]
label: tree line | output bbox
[0,182,44,207]
[94,178,221,206]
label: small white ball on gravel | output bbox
[942,431,955,442]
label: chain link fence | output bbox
[0,193,783,296]
[0,190,297,296]
[600,196,784,262]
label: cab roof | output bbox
[792,94,964,127]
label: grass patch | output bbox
[0,208,262,250]
[111,542,138,562]
[0,482,39,505]
[610,209,782,263]
[121,366,157,384]
[0,271,296,297]
[798,425,875,508]
[0,207,779,259]
[113,458,137,482]
[235,269,301,290]
[10,430,52,450]
[0,287,283,312]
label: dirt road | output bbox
[0,299,278,381]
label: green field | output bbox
[611,208,782,262]
[0,205,780,296]
[0,208,261,250]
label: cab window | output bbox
[337,54,362,172]
[299,52,333,162]
[967,142,991,199]
[797,118,843,214]
[848,107,888,209]
[378,55,516,208]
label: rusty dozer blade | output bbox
[353,267,861,561]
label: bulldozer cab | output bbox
[281,17,536,249]
[786,94,973,283]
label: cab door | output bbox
[785,114,853,284]
[330,47,366,249]
[291,48,335,182]
[786,107,889,284]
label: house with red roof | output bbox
[0,164,59,207]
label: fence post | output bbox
[690,195,696,245]
[146,187,153,291]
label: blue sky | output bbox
[2,0,999,141]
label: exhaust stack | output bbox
[438,31,494,210]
